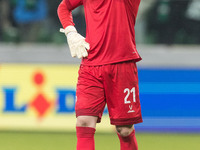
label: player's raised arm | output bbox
[57,0,90,59]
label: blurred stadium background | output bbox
[0,0,200,150]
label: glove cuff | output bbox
[60,26,77,36]
[65,25,77,34]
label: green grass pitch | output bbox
[0,131,199,150]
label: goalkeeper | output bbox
[57,0,143,150]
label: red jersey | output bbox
[58,0,141,65]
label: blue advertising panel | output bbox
[135,68,200,132]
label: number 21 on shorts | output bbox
[124,87,136,104]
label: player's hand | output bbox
[60,26,90,59]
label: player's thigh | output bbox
[76,65,106,122]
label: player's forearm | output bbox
[57,0,74,29]
[57,0,89,59]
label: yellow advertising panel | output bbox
[0,64,112,132]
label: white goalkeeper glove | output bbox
[60,26,90,58]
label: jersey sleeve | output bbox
[64,0,83,10]
[57,0,83,29]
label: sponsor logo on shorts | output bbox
[128,105,135,113]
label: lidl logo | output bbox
[0,64,78,119]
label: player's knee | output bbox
[76,119,88,127]
[116,125,134,137]
[76,116,97,128]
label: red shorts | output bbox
[75,61,143,125]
